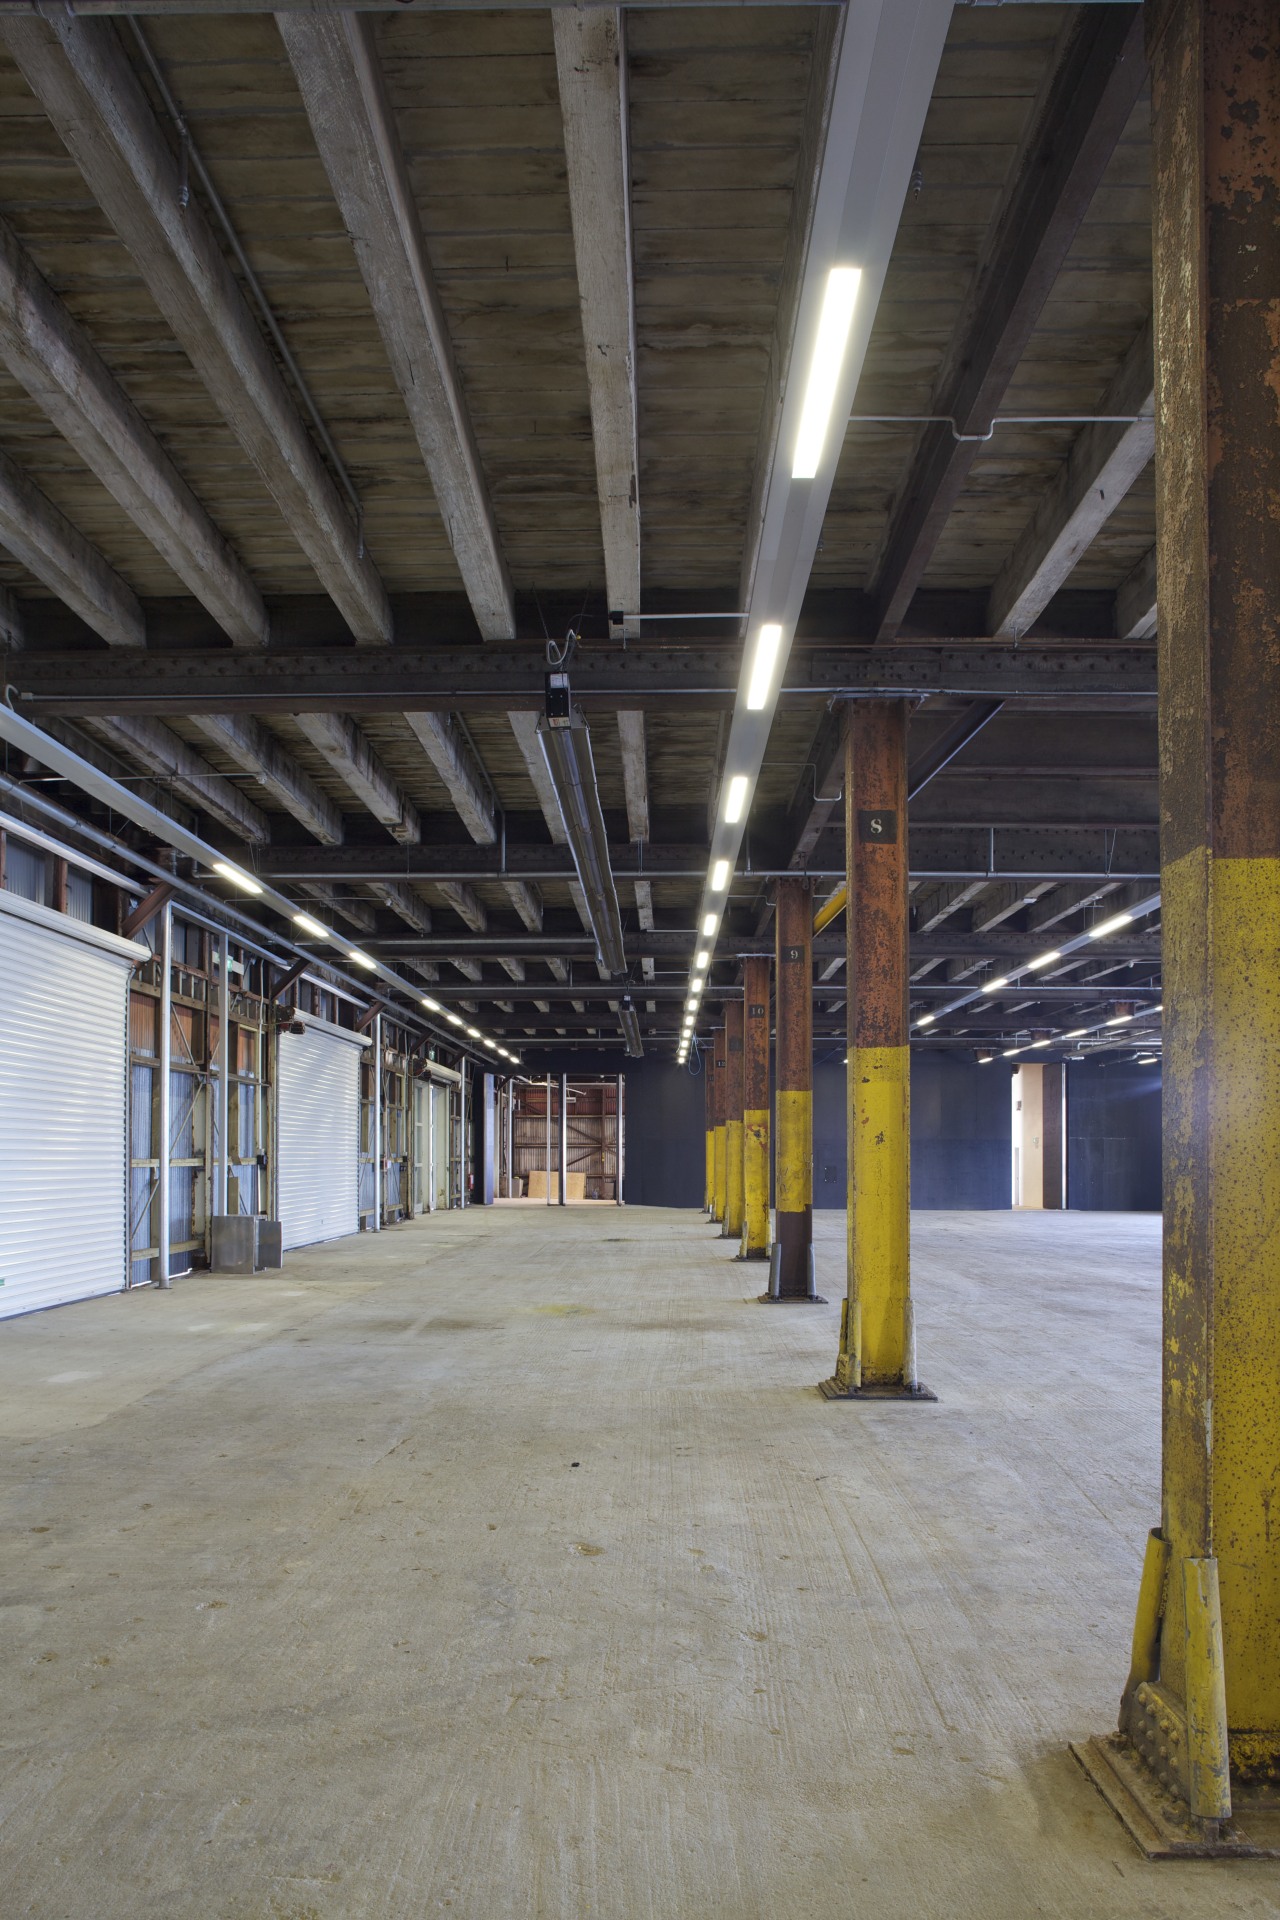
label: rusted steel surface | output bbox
[848,700,910,1051]
[773,875,813,1295]
[742,956,770,1119]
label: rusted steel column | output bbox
[740,955,771,1259]
[1074,0,1280,1847]
[722,998,745,1239]
[824,699,930,1399]
[770,876,815,1297]
[703,1042,716,1215]
[711,1024,727,1225]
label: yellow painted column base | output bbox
[723,1119,744,1238]
[740,1109,770,1258]
[712,1125,726,1224]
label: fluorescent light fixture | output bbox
[1137,1055,1159,1065]
[710,859,730,891]
[1031,1038,1051,1049]
[723,775,750,825]
[691,975,705,992]
[1065,1029,1088,1039]
[977,1053,993,1065]
[292,911,328,939]
[745,623,783,711]
[916,1013,935,1027]
[1002,1047,1023,1058]
[421,995,441,1012]
[466,1026,481,1038]
[1106,1013,1134,1027]
[446,1013,464,1028]
[1152,1003,1162,1013]
[792,266,862,479]
[348,948,376,970]
[213,860,262,896]
[702,913,718,938]
[1027,950,1060,971]
[983,977,1009,994]
[695,950,710,968]
[1088,911,1135,940]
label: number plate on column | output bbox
[857,808,898,843]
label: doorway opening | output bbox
[501,1076,624,1203]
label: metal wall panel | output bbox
[0,892,144,1318]
[277,1015,363,1251]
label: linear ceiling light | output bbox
[348,948,376,970]
[710,859,730,891]
[538,711,627,979]
[723,775,750,824]
[916,1013,935,1027]
[1027,949,1060,971]
[213,860,263,896]
[702,913,719,939]
[983,977,1009,995]
[745,622,784,712]
[421,995,441,1012]
[1031,1038,1051,1049]
[1088,911,1135,940]
[447,1012,464,1028]
[1065,1028,1088,1039]
[1002,1047,1023,1058]
[695,949,710,968]
[292,911,328,939]
[792,266,862,479]
[466,1026,481,1039]
[1106,1012,1134,1027]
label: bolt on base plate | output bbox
[817,1377,937,1401]
[1070,1734,1280,1859]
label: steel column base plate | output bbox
[757,1291,828,1304]
[1070,1734,1279,1859]
[817,1377,937,1401]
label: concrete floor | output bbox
[3,1207,1277,1919]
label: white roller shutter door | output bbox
[277,1013,363,1250]
[0,892,144,1319]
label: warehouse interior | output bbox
[1,0,1277,1908]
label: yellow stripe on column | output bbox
[741,1109,770,1257]
[850,1044,911,1386]
[725,1117,744,1238]
[775,1088,812,1214]
[705,1126,714,1215]
[713,1123,727,1225]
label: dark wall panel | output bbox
[531,1049,707,1208]
[1067,1059,1161,1211]
[810,1047,1012,1210]
[911,1053,1012,1209]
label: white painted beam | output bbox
[0,585,24,649]
[553,6,640,626]
[402,712,496,843]
[189,712,343,845]
[293,713,420,843]
[0,213,267,648]
[89,714,270,844]
[988,320,1155,639]
[617,710,649,844]
[0,446,143,648]
[0,13,391,642]
[369,880,433,935]
[277,11,514,641]
[1117,543,1158,640]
